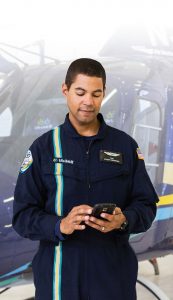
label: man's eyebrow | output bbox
[93,89,103,93]
[75,87,103,93]
[75,87,86,92]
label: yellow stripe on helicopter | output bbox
[157,194,173,207]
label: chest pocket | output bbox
[90,162,130,183]
[42,161,86,181]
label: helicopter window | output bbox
[22,98,68,137]
[0,107,13,137]
[20,71,67,137]
[133,99,161,183]
[36,75,61,100]
[0,74,6,89]
[101,88,121,128]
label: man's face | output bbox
[62,74,105,127]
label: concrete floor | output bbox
[137,255,173,299]
[0,255,172,299]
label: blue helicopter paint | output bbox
[0,262,31,279]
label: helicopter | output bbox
[0,25,173,297]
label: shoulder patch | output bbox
[136,147,144,160]
[20,150,33,173]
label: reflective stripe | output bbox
[53,127,63,300]
[53,243,62,300]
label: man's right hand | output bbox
[60,205,92,235]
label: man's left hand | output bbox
[85,207,126,233]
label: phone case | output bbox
[91,203,116,219]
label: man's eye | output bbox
[93,94,101,98]
[76,93,85,96]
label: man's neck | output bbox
[69,115,100,137]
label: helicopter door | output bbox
[132,99,162,185]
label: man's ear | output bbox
[62,83,68,96]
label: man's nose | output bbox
[83,93,94,105]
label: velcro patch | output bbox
[20,150,33,173]
[100,150,123,164]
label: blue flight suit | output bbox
[13,114,158,300]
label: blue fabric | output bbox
[13,113,159,300]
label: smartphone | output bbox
[91,203,116,219]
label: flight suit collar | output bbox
[62,113,107,140]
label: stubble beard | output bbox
[70,109,98,127]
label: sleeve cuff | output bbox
[55,219,68,241]
[123,210,137,233]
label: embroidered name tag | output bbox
[100,150,123,164]
[53,157,74,164]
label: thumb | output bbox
[113,207,122,215]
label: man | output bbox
[13,58,159,300]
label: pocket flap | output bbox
[42,162,85,181]
[90,163,130,182]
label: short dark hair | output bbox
[65,58,106,90]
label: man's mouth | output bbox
[79,109,94,113]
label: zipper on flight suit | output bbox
[86,140,93,189]
[85,139,93,300]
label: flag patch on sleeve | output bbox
[136,148,144,160]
